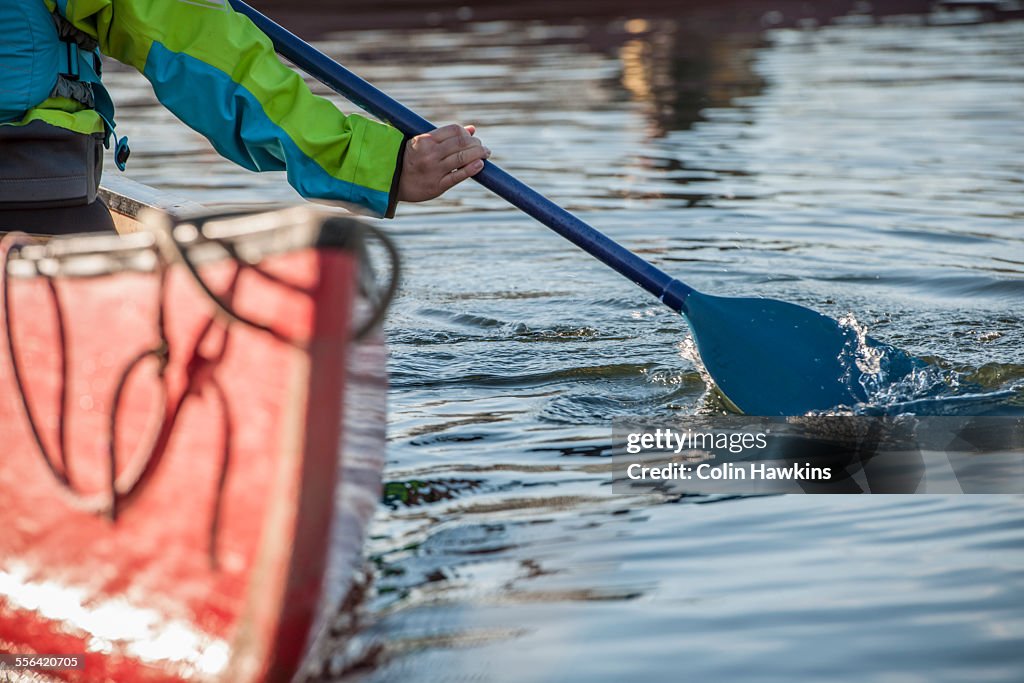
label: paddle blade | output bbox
[682,291,920,416]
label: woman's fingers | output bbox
[434,129,489,162]
[438,159,485,191]
[440,143,489,175]
[427,123,468,143]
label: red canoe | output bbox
[0,179,391,682]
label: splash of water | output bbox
[678,334,738,414]
[835,314,1017,416]
[835,313,918,402]
[678,334,713,389]
[838,313,883,376]
[680,314,1020,417]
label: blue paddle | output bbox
[230,0,921,416]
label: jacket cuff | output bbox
[385,135,407,219]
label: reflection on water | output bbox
[104,2,1023,681]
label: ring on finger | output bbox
[457,150,465,166]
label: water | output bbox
[103,4,1023,681]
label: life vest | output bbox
[0,0,129,170]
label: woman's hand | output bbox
[397,124,491,203]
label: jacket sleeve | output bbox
[61,0,406,217]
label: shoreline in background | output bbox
[251,0,1023,34]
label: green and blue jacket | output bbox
[0,0,405,217]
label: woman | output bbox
[0,0,489,233]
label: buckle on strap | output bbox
[58,40,102,84]
[61,41,81,80]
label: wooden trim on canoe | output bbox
[99,175,205,233]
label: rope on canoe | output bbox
[2,233,71,489]
[1,232,170,521]
[1,231,235,568]
[2,212,398,567]
[154,218,301,349]
[351,222,401,342]
[154,213,401,344]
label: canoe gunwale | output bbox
[5,205,370,280]
[98,175,204,223]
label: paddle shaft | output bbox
[229,0,695,313]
